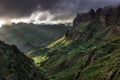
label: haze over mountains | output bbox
[0,23,71,52]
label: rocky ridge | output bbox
[37,5,120,80]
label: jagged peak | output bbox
[66,4,120,40]
[73,4,120,27]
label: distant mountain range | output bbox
[0,23,71,52]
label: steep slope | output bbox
[0,41,43,80]
[0,23,71,52]
[31,5,120,80]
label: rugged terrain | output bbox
[29,5,120,80]
[0,5,120,80]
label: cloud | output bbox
[0,0,119,22]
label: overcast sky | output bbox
[0,0,120,23]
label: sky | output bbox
[0,0,120,25]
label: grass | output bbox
[33,55,48,66]
[40,37,120,80]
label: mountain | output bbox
[29,5,120,80]
[0,41,45,80]
[0,23,71,52]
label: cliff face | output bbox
[0,41,42,80]
[66,5,120,41]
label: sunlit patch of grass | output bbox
[33,55,48,66]
[63,40,73,46]
[47,36,66,48]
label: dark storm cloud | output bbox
[0,0,60,18]
[0,0,119,20]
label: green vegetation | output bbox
[36,37,120,80]
[0,5,119,80]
